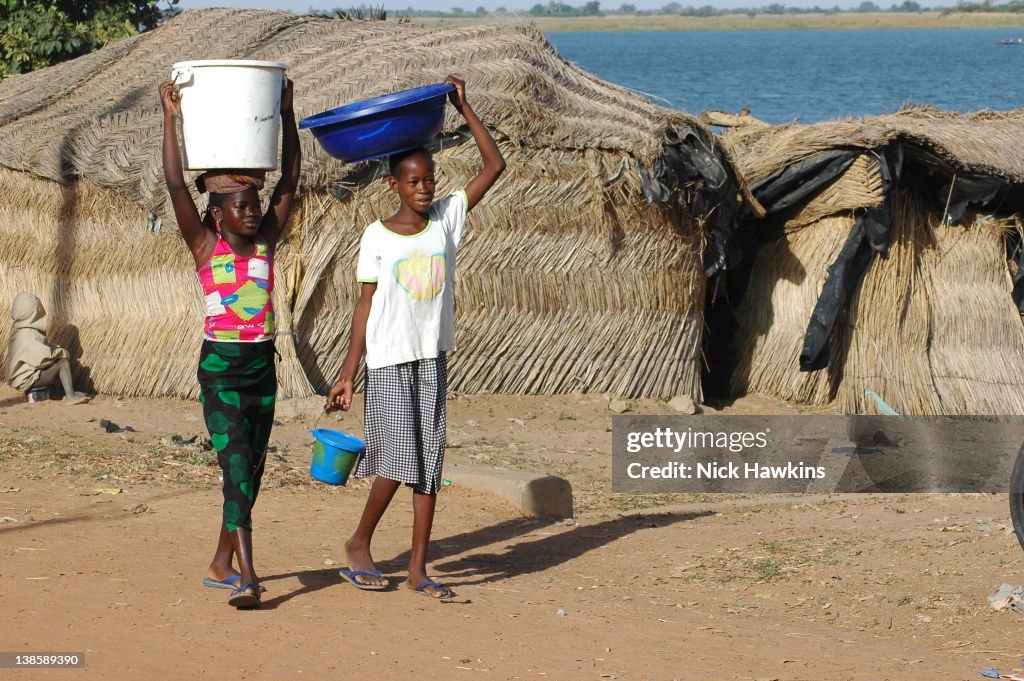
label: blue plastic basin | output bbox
[299,83,454,164]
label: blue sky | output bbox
[174,0,873,13]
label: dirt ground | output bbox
[1,385,1023,681]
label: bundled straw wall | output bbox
[293,147,702,397]
[0,9,728,399]
[0,168,311,398]
[722,110,1024,415]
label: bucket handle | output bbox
[312,407,364,434]
[170,66,193,88]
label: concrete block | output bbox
[445,464,573,519]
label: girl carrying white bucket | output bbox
[158,73,300,610]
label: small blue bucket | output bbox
[309,428,365,485]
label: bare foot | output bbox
[64,392,92,405]
[344,538,388,588]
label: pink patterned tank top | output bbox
[196,236,275,342]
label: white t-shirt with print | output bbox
[356,190,468,370]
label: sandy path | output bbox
[2,389,1023,679]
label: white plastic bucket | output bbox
[170,59,287,170]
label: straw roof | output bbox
[0,9,742,399]
[0,10,717,205]
[722,110,1024,415]
[724,107,1024,186]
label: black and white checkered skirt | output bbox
[356,355,447,494]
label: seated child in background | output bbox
[6,292,91,404]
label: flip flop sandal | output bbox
[413,580,454,600]
[339,568,388,591]
[228,583,260,609]
[203,575,266,592]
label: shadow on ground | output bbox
[387,511,713,586]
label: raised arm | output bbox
[260,77,301,249]
[159,81,214,266]
[326,282,375,412]
[444,75,506,211]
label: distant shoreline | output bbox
[414,11,1024,31]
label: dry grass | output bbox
[787,153,885,229]
[734,193,1024,415]
[290,145,706,397]
[0,10,730,399]
[731,213,847,405]
[723,107,1024,186]
[721,110,1024,415]
[0,168,312,398]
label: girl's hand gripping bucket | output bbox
[309,412,365,485]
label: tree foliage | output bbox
[0,0,178,78]
[528,1,599,15]
[950,0,1024,11]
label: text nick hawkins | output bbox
[626,461,827,480]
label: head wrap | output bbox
[11,292,46,333]
[195,170,266,195]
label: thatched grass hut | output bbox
[712,108,1024,415]
[0,9,747,400]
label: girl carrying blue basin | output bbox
[326,75,506,599]
[158,76,300,609]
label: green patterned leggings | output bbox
[197,340,277,532]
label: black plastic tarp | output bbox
[738,142,1016,374]
[904,146,1003,225]
[750,150,858,214]
[639,125,747,278]
[799,149,898,371]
